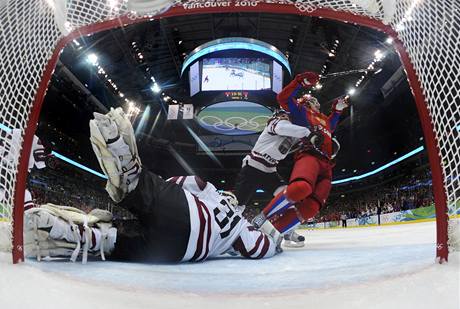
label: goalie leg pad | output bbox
[24,206,117,263]
[90,108,142,202]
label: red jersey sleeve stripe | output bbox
[196,200,212,262]
[232,237,250,258]
[256,235,270,258]
[190,198,206,262]
[247,233,264,256]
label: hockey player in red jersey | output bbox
[23,108,283,263]
[234,108,322,210]
[253,71,349,240]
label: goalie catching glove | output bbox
[24,204,117,263]
[90,107,142,202]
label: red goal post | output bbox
[0,0,458,264]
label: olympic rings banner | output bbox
[197,101,272,135]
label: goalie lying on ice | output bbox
[24,108,283,263]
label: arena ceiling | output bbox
[38,12,426,191]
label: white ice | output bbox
[202,66,270,91]
[1,221,459,309]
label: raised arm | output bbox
[276,71,320,111]
[267,118,311,138]
[328,96,350,131]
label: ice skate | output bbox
[283,230,305,248]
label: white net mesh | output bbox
[0,0,459,260]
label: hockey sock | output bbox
[297,197,321,221]
[262,190,293,219]
[272,198,321,234]
[262,180,312,219]
[271,208,301,234]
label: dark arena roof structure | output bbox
[37,12,426,203]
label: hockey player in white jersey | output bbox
[23,108,283,263]
[234,109,323,247]
[0,128,47,209]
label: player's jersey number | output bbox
[213,201,241,239]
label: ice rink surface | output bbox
[1,221,459,309]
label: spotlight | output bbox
[87,53,98,66]
[151,83,161,93]
[348,88,356,95]
[374,49,385,61]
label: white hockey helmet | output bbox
[272,108,290,120]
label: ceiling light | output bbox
[329,52,335,57]
[386,37,394,44]
[151,83,161,93]
[348,88,356,95]
[374,50,385,61]
[119,93,124,98]
[87,53,98,66]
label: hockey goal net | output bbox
[0,0,459,263]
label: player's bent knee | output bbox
[285,180,313,202]
[296,198,321,222]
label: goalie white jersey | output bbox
[167,176,279,261]
[0,128,46,171]
[243,117,310,173]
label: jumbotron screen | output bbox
[201,58,271,91]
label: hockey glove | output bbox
[295,71,320,88]
[258,220,283,254]
[303,128,324,149]
[332,95,350,112]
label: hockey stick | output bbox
[321,67,382,78]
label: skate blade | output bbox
[283,240,305,248]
